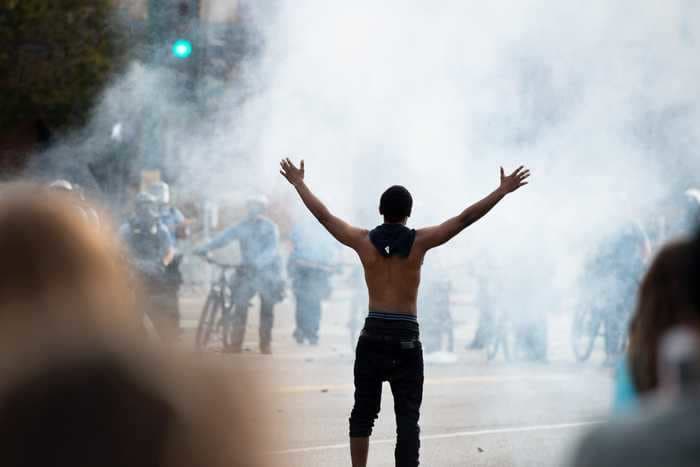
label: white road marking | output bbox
[273,420,602,454]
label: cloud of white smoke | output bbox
[217,0,700,305]
[31,0,700,349]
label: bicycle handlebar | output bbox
[194,254,240,270]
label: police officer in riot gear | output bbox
[194,195,284,354]
[288,217,337,345]
[120,192,179,340]
[147,181,188,242]
[147,181,187,334]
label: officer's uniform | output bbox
[588,227,646,360]
[198,214,284,353]
[159,206,186,243]
[288,221,336,345]
[120,218,177,339]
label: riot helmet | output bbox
[147,181,170,206]
[134,192,159,223]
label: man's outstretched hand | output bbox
[499,166,530,194]
[280,158,305,186]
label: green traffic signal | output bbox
[172,39,193,59]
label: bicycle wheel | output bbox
[221,305,235,351]
[196,292,222,349]
[195,293,214,348]
[571,308,600,362]
[219,285,235,352]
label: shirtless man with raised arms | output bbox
[280,158,530,467]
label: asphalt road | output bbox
[180,294,612,467]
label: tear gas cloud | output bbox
[199,0,700,307]
[37,1,700,317]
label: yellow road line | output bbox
[275,373,574,394]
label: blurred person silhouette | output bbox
[288,214,338,345]
[147,181,188,335]
[0,186,273,465]
[585,223,647,366]
[0,182,138,334]
[571,231,700,467]
[0,323,272,467]
[611,235,698,412]
[626,237,700,397]
[193,195,285,354]
[467,259,498,350]
[120,192,180,341]
[418,255,454,354]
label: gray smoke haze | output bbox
[215,0,700,304]
[32,1,700,326]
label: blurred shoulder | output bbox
[571,401,700,467]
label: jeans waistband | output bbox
[362,316,419,341]
[367,310,417,322]
[359,331,421,349]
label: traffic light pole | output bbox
[144,0,202,171]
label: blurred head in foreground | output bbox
[0,183,273,466]
[628,237,700,394]
[0,329,270,467]
[570,230,700,467]
[0,182,136,334]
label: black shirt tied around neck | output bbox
[369,224,416,258]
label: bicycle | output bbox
[570,306,601,362]
[194,257,239,351]
[570,305,629,363]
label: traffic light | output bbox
[148,0,201,95]
[172,39,193,59]
[169,1,198,61]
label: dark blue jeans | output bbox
[349,318,423,467]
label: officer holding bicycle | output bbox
[193,195,284,354]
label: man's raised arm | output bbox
[280,158,367,249]
[415,166,530,251]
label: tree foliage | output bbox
[0,0,126,131]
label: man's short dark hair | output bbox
[379,185,413,223]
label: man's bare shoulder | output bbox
[413,226,440,251]
[352,230,375,259]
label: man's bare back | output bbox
[351,233,423,315]
[280,157,529,317]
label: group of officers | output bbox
[117,183,338,353]
[52,178,700,360]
